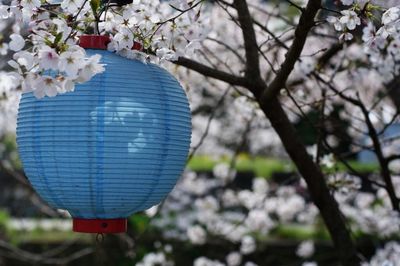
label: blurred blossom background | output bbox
[1,0,400,265]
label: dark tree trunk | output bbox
[387,76,400,112]
[175,0,361,263]
[102,0,133,6]
[259,97,361,266]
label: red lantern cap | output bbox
[73,218,127,233]
[79,35,143,51]
[79,35,111,50]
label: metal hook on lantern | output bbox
[96,233,104,244]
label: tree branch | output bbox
[314,73,400,211]
[233,0,262,84]
[174,57,249,87]
[175,1,361,264]
[206,37,246,64]
[386,75,400,112]
[357,97,399,211]
[261,0,322,101]
[253,19,290,50]
[260,97,360,265]
[387,154,400,163]
[317,42,344,69]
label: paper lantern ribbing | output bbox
[16,40,191,233]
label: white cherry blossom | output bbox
[245,209,274,233]
[302,262,317,266]
[340,10,361,30]
[327,16,344,31]
[59,78,75,93]
[76,54,104,83]
[296,240,315,258]
[244,263,258,266]
[194,257,225,266]
[187,225,207,245]
[112,27,134,50]
[0,43,7,55]
[0,5,9,19]
[377,24,397,39]
[240,236,256,254]
[320,154,335,168]
[61,0,86,14]
[382,6,400,25]
[136,251,173,266]
[341,0,354,5]
[58,50,85,78]
[38,46,59,71]
[32,76,60,98]
[252,178,268,195]
[9,34,25,52]
[226,252,242,266]
[20,0,41,10]
[10,51,35,71]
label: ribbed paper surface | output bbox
[16,50,192,219]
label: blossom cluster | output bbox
[0,0,207,98]
[362,6,400,81]
[103,0,208,62]
[0,1,105,98]
[363,241,400,266]
[288,0,400,162]
[326,2,400,80]
[143,162,400,265]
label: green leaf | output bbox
[129,214,151,234]
[90,0,101,14]
[44,38,53,47]
[54,32,63,45]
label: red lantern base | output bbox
[73,218,127,233]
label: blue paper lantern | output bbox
[16,41,191,233]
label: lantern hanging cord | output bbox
[96,233,104,244]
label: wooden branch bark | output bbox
[233,0,262,85]
[317,43,344,69]
[387,75,400,111]
[386,154,400,163]
[232,0,361,263]
[253,19,290,50]
[175,0,361,264]
[315,73,400,211]
[261,0,322,101]
[360,102,400,211]
[175,57,249,87]
[260,97,360,265]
